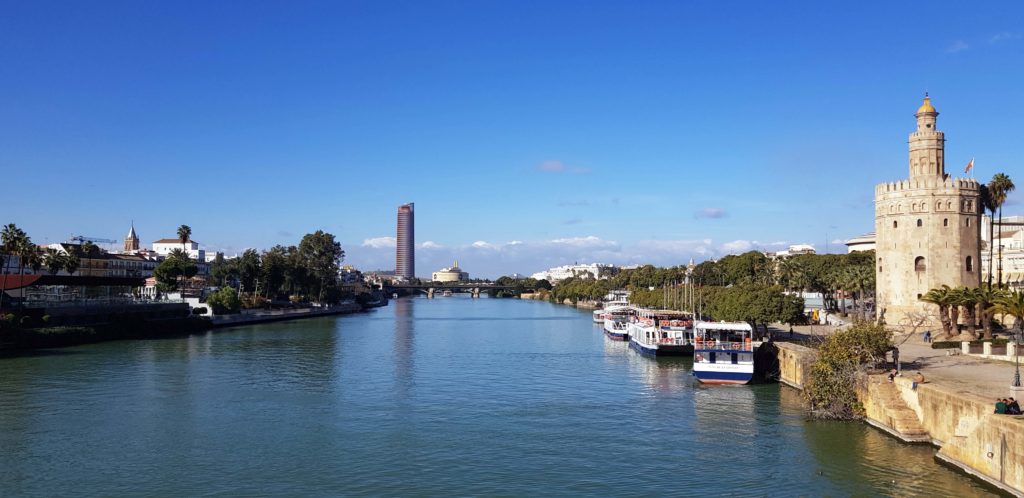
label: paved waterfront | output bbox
[0,298,997,496]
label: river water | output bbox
[0,297,1000,496]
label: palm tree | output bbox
[958,286,980,339]
[989,291,1024,387]
[177,225,192,254]
[64,254,80,276]
[43,248,65,275]
[976,284,1005,340]
[921,286,954,337]
[980,184,997,287]
[1,224,26,307]
[80,241,97,258]
[989,173,1016,287]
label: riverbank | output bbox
[1,299,387,352]
[776,341,1024,496]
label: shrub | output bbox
[206,287,241,315]
[803,321,892,420]
[932,338,1010,349]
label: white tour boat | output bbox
[602,305,635,341]
[692,321,757,385]
[627,310,694,356]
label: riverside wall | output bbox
[775,342,816,390]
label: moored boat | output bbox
[592,309,607,323]
[627,310,694,356]
[602,306,635,341]
[692,321,757,385]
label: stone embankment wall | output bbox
[775,341,1024,495]
[879,378,1024,495]
[775,342,816,390]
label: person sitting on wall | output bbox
[887,369,897,383]
[1008,398,1021,415]
[995,398,1008,414]
[911,371,925,390]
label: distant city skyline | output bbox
[2,2,1022,278]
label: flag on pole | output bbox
[965,158,974,173]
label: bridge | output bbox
[382,282,514,298]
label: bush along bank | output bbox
[802,321,893,420]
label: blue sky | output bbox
[2,1,1022,278]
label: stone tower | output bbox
[124,222,140,253]
[874,95,981,327]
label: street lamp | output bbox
[1014,323,1022,388]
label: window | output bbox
[917,219,923,227]
[915,256,926,272]
[966,256,973,272]
[967,218,971,227]
[944,218,949,227]
[893,221,898,229]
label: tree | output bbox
[238,248,262,295]
[80,241,97,258]
[64,254,80,276]
[261,246,288,298]
[976,285,1004,340]
[177,224,192,253]
[803,321,892,419]
[154,251,198,291]
[990,291,1024,336]
[920,286,954,337]
[297,231,344,303]
[43,248,65,275]
[956,286,980,339]
[206,286,241,314]
[981,184,997,288]
[989,173,1016,287]
[1,224,27,307]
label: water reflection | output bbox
[392,298,415,398]
[623,347,692,393]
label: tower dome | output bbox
[916,94,936,114]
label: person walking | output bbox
[924,330,931,343]
[892,347,901,374]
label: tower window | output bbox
[917,219,923,227]
[914,256,926,272]
[966,218,971,227]
[893,221,898,229]
[966,256,974,272]
[943,218,948,227]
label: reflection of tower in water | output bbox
[393,298,415,396]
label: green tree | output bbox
[43,248,65,275]
[298,231,345,303]
[988,173,1015,287]
[261,245,288,298]
[206,286,241,314]
[803,321,892,419]
[238,248,262,294]
[64,254,80,276]
[990,291,1024,336]
[177,224,192,253]
[920,285,954,337]
[976,285,1004,340]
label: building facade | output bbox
[396,203,415,280]
[432,261,469,282]
[874,96,982,326]
[845,232,877,253]
[530,263,619,283]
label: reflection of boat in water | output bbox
[627,309,694,356]
[692,321,757,385]
[623,347,691,392]
[442,290,453,297]
[602,305,635,341]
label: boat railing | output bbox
[693,340,752,351]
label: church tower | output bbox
[124,222,140,253]
[874,95,981,328]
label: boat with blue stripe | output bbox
[692,321,759,385]
[627,309,693,356]
[602,305,635,341]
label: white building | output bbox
[770,244,817,258]
[844,232,877,253]
[432,261,469,282]
[981,215,1024,288]
[530,263,619,283]
[153,238,206,261]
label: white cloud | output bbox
[947,40,969,53]
[695,207,727,219]
[990,32,1021,44]
[419,241,443,249]
[471,240,500,250]
[721,239,754,253]
[361,236,396,248]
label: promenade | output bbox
[776,322,1024,401]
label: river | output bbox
[0,297,1000,496]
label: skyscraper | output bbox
[396,203,415,280]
